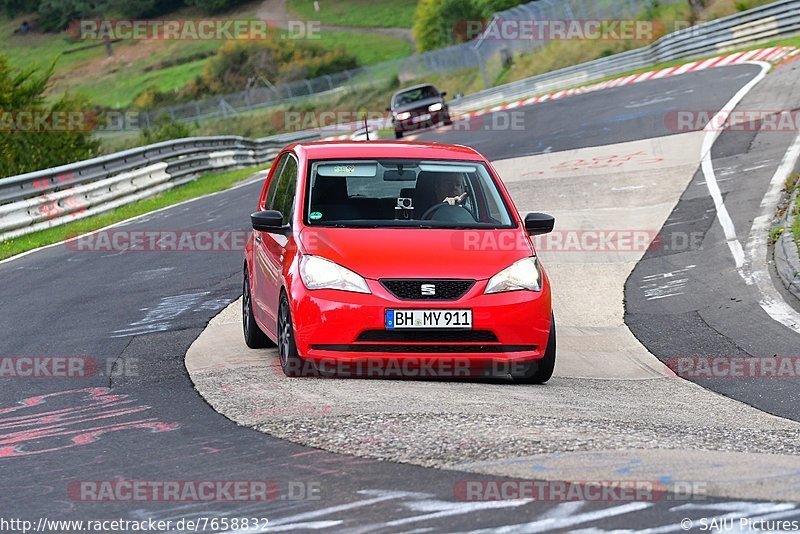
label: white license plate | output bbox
[412,113,432,123]
[386,309,472,329]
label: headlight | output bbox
[395,112,411,121]
[299,255,371,294]
[484,257,542,294]
[428,102,443,112]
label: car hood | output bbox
[298,227,532,280]
[393,97,444,113]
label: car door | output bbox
[253,152,298,335]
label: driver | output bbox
[434,174,467,206]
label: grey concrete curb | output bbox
[775,188,800,300]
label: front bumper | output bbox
[394,110,450,133]
[289,276,551,372]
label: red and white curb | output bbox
[454,46,798,120]
[320,46,798,141]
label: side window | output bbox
[275,155,298,225]
[264,155,288,210]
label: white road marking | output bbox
[698,59,800,334]
[739,131,800,333]
[699,61,770,269]
[261,490,430,529]
[464,502,652,533]
[641,266,696,300]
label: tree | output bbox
[0,55,100,177]
[413,0,483,52]
[688,0,707,24]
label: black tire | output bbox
[512,316,556,384]
[395,130,404,139]
[243,268,275,349]
[278,292,308,377]
[443,114,453,126]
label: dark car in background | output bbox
[388,84,452,139]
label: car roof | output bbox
[289,141,485,161]
[392,83,437,98]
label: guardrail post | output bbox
[472,47,490,90]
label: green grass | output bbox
[78,55,212,108]
[1,10,409,109]
[287,0,418,28]
[315,31,411,64]
[0,166,261,260]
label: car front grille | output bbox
[380,279,475,301]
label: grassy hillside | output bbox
[287,0,418,28]
[0,2,411,108]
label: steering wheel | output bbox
[421,202,451,220]
[421,192,470,220]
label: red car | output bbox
[243,141,556,383]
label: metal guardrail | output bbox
[449,0,800,114]
[0,131,320,241]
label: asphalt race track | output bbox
[2,62,800,531]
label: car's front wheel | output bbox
[512,315,556,384]
[243,269,275,349]
[278,293,308,377]
[395,130,404,139]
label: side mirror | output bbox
[385,106,391,112]
[440,91,447,98]
[524,213,555,235]
[251,210,288,235]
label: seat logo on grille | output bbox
[421,284,436,296]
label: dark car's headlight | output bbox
[395,111,411,121]
[485,257,542,294]
[428,103,443,112]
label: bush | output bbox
[2,0,38,16]
[0,55,100,177]
[185,0,249,14]
[139,113,192,144]
[197,38,358,94]
[472,0,527,18]
[132,85,184,110]
[413,0,483,52]
[36,0,86,32]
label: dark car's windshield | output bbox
[393,86,439,107]
[305,159,515,229]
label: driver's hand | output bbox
[442,192,467,206]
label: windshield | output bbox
[394,86,438,106]
[305,159,515,229]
